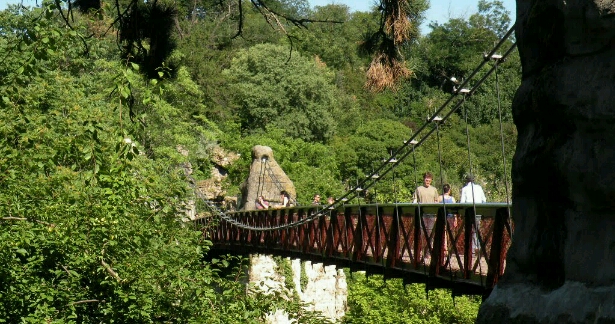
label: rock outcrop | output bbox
[239,146,296,210]
[249,254,347,323]
[477,1,615,322]
[196,146,240,200]
[292,260,347,320]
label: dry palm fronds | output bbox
[365,52,412,92]
[383,0,412,45]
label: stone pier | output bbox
[249,254,347,323]
[477,0,615,322]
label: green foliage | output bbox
[221,127,345,204]
[343,272,481,324]
[300,261,308,292]
[0,5,310,322]
[411,0,519,126]
[223,43,341,143]
[292,5,374,70]
[274,256,296,292]
[0,0,522,321]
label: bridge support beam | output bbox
[478,0,615,322]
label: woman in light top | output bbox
[437,184,456,203]
[279,190,290,208]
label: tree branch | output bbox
[70,299,101,305]
[251,0,343,29]
[2,216,55,227]
[231,0,243,39]
[101,259,122,282]
[61,264,72,276]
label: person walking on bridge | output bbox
[413,172,438,203]
[413,172,438,257]
[460,174,486,204]
[311,194,321,205]
[437,184,456,203]
[460,174,486,259]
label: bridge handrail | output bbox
[195,202,512,230]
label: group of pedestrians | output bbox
[413,172,487,257]
[255,191,291,210]
[255,172,485,211]
[413,172,486,204]
[311,195,335,206]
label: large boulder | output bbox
[477,1,615,322]
[239,145,296,210]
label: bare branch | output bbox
[229,0,343,39]
[101,259,122,282]
[2,217,27,221]
[174,16,184,40]
[251,0,343,29]
[231,0,243,39]
[70,299,101,305]
[61,264,72,276]
[2,216,55,227]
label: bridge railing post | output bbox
[352,207,366,262]
[413,206,422,268]
[322,208,330,254]
[344,207,354,260]
[429,207,447,280]
[463,207,476,279]
[325,209,337,257]
[386,206,401,268]
[485,207,509,296]
[297,208,307,253]
[306,208,317,254]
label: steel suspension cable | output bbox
[434,117,456,283]
[462,93,485,288]
[334,29,517,204]
[258,159,266,198]
[338,43,519,206]
[495,60,512,210]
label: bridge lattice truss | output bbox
[194,26,518,297]
[196,203,512,297]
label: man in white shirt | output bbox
[460,174,486,203]
[460,174,486,258]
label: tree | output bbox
[343,273,480,323]
[223,43,340,143]
[0,5,321,322]
[404,0,519,125]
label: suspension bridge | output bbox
[194,26,517,299]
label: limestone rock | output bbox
[249,255,347,323]
[248,254,288,297]
[264,310,297,324]
[239,145,296,210]
[195,146,239,204]
[293,260,347,320]
[478,1,615,322]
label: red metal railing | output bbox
[195,203,512,297]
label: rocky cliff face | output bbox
[477,1,615,322]
[249,254,347,323]
[239,146,296,210]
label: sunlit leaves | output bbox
[223,43,340,143]
[0,4,285,323]
[343,272,480,323]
